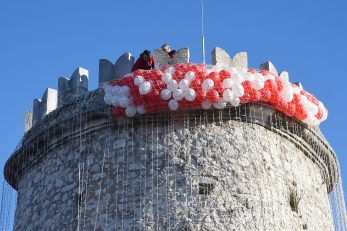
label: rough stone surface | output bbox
[12,108,334,231]
[99,59,116,84]
[231,52,248,70]
[154,48,190,69]
[211,47,248,70]
[58,67,89,107]
[114,53,135,79]
[24,111,32,133]
[211,47,231,67]
[32,88,57,125]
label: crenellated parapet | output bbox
[58,67,89,107]
[211,47,248,70]
[25,47,297,131]
[32,88,58,126]
[99,52,135,85]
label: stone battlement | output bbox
[25,47,292,132]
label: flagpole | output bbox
[201,0,206,64]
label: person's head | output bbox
[161,43,171,53]
[141,50,151,62]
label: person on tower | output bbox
[132,50,155,71]
[161,43,176,58]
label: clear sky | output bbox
[1,0,347,213]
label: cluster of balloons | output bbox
[103,63,328,126]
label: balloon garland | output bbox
[103,63,327,127]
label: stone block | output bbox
[211,47,232,67]
[231,52,248,70]
[99,59,115,84]
[154,48,190,69]
[211,47,248,70]
[259,61,278,75]
[24,111,33,133]
[58,67,89,107]
[114,53,135,79]
[32,88,58,125]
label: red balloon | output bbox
[190,78,202,88]
[259,89,271,102]
[133,69,145,76]
[219,70,231,81]
[144,102,157,112]
[242,80,252,91]
[113,107,125,117]
[275,76,284,92]
[206,90,219,103]
[179,99,191,109]
[316,107,323,120]
[214,81,225,94]
[294,107,307,120]
[207,72,220,82]
[249,89,261,101]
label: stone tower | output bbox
[4,48,346,231]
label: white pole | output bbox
[201,0,206,64]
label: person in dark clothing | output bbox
[161,43,176,58]
[132,50,155,71]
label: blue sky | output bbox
[1,0,347,213]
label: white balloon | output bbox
[125,105,137,117]
[173,89,184,101]
[280,84,293,102]
[201,99,212,109]
[104,95,112,105]
[202,79,214,92]
[118,96,130,108]
[164,66,175,74]
[213,99,227,109]
[179,79,190,90]
[111,86,121,96]
[168,99,179,110]
[160,89,172,100]
[263,74,275,81]
[230,97,240,107]
[292,85,301,94]
[280,71,290,83]
[252,79,265,90]
[244,72,255,82]
[119,86,130,97]
[203,67,212,75]
[111,97,119,107]
[223,78,233,89]
[184,71,196,81]
[184,88,196,101]
[104,85,113,96]
[134,75,144,86]
[167,79,178,92]
[233,73,243,83]
[319,101,328,121]
[222,89,234,102]
[139,81,152,95]
[232,83,244,97]
[162,72,172,83]
[136,105,146,114]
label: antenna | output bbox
[201,0,206,64]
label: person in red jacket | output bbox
[132,50,155,71]
[161,43,176,58]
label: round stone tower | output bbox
[4,49,346,231]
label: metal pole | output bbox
[201,0,206,64]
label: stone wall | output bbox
[11,107,334,231]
